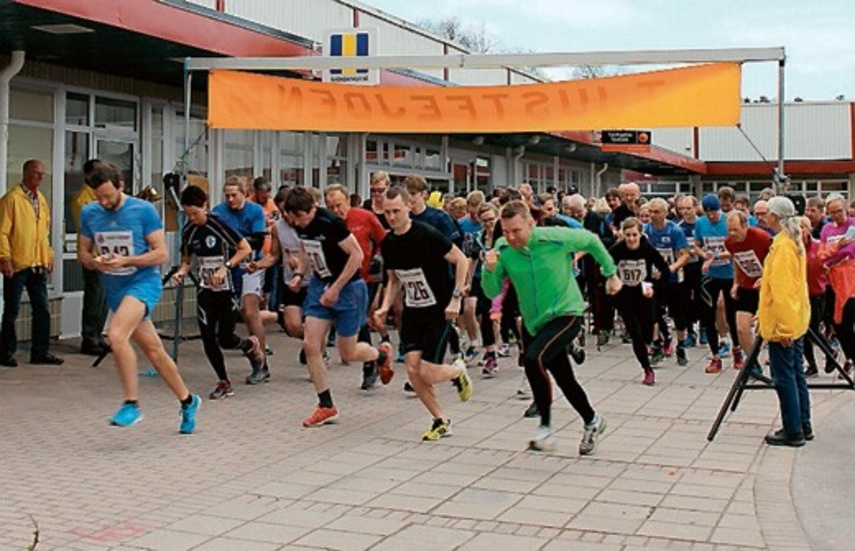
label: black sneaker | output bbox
[569,345,586,365]
[804,364,819,378]
[764,428,805,447]
[209,380,234,400]
[803,422,814,441]
[299,348,307,365]
[30,353,64,365]
[361,362,379,390]
[245,365,270,385]
[677,345,688,366]
[523,401,539,418]
[0,356,18,367]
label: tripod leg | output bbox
[708,335,765,441]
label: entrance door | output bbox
[96,139,136,193]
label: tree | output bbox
[416,17,498,53]
[571,65,627,80]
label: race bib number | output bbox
[704,237,728,267]
[302,239,332,279]
[653,247,674,278]
[827,234,845,245]
[396,268,437,308]
[95,230,136,276]
[617,259,646,287]
[198,256,229,291]
[733,250,763,279]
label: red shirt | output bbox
[805,238,827,297]
[725,227,772,289]
[345,207,386,282]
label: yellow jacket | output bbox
[0,184,53,272]
[758,233,809,342]
[70,184,97,232]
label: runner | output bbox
[283,187,392,428]
[609,217,672,385]
[172,185,263,400]
[77,161,200,433]
[373,187,472,441]
[482,200,622,453]
[676,195,703,346]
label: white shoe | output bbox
[528,425,555,452]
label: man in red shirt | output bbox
[325,184,388,389]
[723,210,772,369]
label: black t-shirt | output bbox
[382,221,453,319]
[608,237,671,303]
[296,207,356,284]
[612,203,636,227]
[180,213,242,291]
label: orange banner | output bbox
[208,63,741,132]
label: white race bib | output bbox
[396,268,437,308]
[733,250,763,279]
[95,230,136,276]
[198,256,229,291]
[704,236,728,267]
[617,259,646,287]
[302,239,332,279]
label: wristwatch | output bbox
[452,288,463,299]
[224,260,233,269]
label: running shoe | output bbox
[497,344,511,358]
[516,375,531,400]
[179,394,201,434]
[241,335,263,365]
[110,402,143,427]
[676,344,688,366]
[804,364,819,378]
[718,341,731,358]
[361,362,379,390]
[377,342,394,385]
[482,356,498,378]
[265,345,274,356]
[699,328,708,345]
[463,346,478,364]
[649,345,664,366]
[569,344,586,365]
[451,358,472,402]
[245,365,270,385]
[705,356,723,374]
[663,338,674,357]
[422,418,452,441]
[209,380,234,400]
[528,425,556,452]
[732,346,745,370]
[621,331,632,344]
[683,333,697,348]
[396,343,405,363]
[642,370,655,386]
[578,413,606,456]
[302,405,339,427]
[403,380,416,394]
[597,329,610,348]
[523,401,539,418]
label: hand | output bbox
[0,258,12,278]
[484,249,500,272]
[46,262,53,275]
[701,258,713,274]
[752,278,762,290]
[445,298,461,321]
[95,253,126,271]
[373,306,389,329]
[286,275,302,292]
[286,254,299,270]
[245,261,258,274]
[319,285,340,308]
[780,337,793,348]
[210,266,227,286]
[172,271,186,285]
[730,285,739,300]
[605,274,622,295]
[642,283,654,298]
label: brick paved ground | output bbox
[1,327,850,550]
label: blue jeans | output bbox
[769,338,810,437]
[2,268,51,359]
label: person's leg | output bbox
[834,299,855,362]
[216,295,242,350]
[106,296,148,402]
[700,276,721,355]
[304,316,334,394]
[792,337,811,429]
[197,290,229,382]
[735,311,755,359]
[768,340,805,438]
[81,266,107,346]
[241,294,267,357]
[621,306,652,373]
[25,269,52,360]
[132,318,191,401]
[1,269,27,360]
[722,279,740,346]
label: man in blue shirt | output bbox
[78,161,200,434]
[213,176,274,384]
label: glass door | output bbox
[96,139,135,194]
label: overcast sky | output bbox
[364,0,854,101]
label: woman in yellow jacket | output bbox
[757,196,811,447]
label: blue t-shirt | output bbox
[212,201,266,261]
[411,206,462,247]
[644,220,688,283]
[459,217,482,235]
[556,213,583,229]
[80,196,163,308]
[694,215,733,280]
[678,220,701,271]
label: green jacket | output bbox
[482,226,616,335]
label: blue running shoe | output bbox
[718,342,731,358]
[179,394,201,434]
[110,402,143,427]
[683,333,697,348]
[699,328,708,345]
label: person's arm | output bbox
[373,269,401,326]
[671,247,690,273]
[766,245,806,341]
[445,244,468,318]
[0,196,14,276]
[172,254,194,284]
[77,234,98,271]
[328,234,364,295]
[101,229,168,270]
[481,246,508,299]
[252,234,282,271]
[647,244,672,281]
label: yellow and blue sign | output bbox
[324,28,378,85]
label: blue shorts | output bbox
[303,277,367,338]
[106,276,162,319]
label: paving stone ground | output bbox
[1,326,852,550]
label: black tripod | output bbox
[707,326,854,441]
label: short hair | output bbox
[253,176,272,192]
[324,183,348,199]
[537,192,555,207]
[83,159,101,178]
[566,194,587,208]
[403,174,428,194]
[806,196,825,209]
[478,202,498,218]
[734,194,750,207]
[283,186,315,214]
[500,200,531,220]
[449,197,467,212]
[498,188,521,205]
[717,186,736,201]
[223,175,248,195]
[678,195,698,207]
[371,170,389,185]
[647,197,669,211]
[385,186,410,203]
[180,185,208,208]
[466,190,485,207]
[825,193,845,208]
[274,186,291,206]
[726,210,748,226]
[349,193,361,207]
[621,217,644,233]
[86,161,123,189]
[605,188,621,201]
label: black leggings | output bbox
[197,289,240,382]
[521,316,595,428]
[618,296,655,372]
[472,278,496,348]
[833,298,855,364]
[501,283,521,343]
[804,294,832,368]
[700,276,739,355]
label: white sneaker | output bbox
[579,413,607,456]
[528,425,555,452]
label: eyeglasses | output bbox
[370,188,387,195]
[480,217,496,224]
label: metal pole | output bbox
[776,59,786,194]
[171,62,192,360]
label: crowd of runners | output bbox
[77,162,855,451]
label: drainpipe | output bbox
[0,50,25,196]
[512,145,525,185]
[595,162,609,196]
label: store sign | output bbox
[209,63,741,132]
[601,130,652,153]
[324,29,379,85]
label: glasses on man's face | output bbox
[370,188,387,195]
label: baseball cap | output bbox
[701,194,721,212]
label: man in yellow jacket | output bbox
[757,196,810,447]
[0,159,63,367]
[71,159,109,355]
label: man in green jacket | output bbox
[483,200,622,453]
